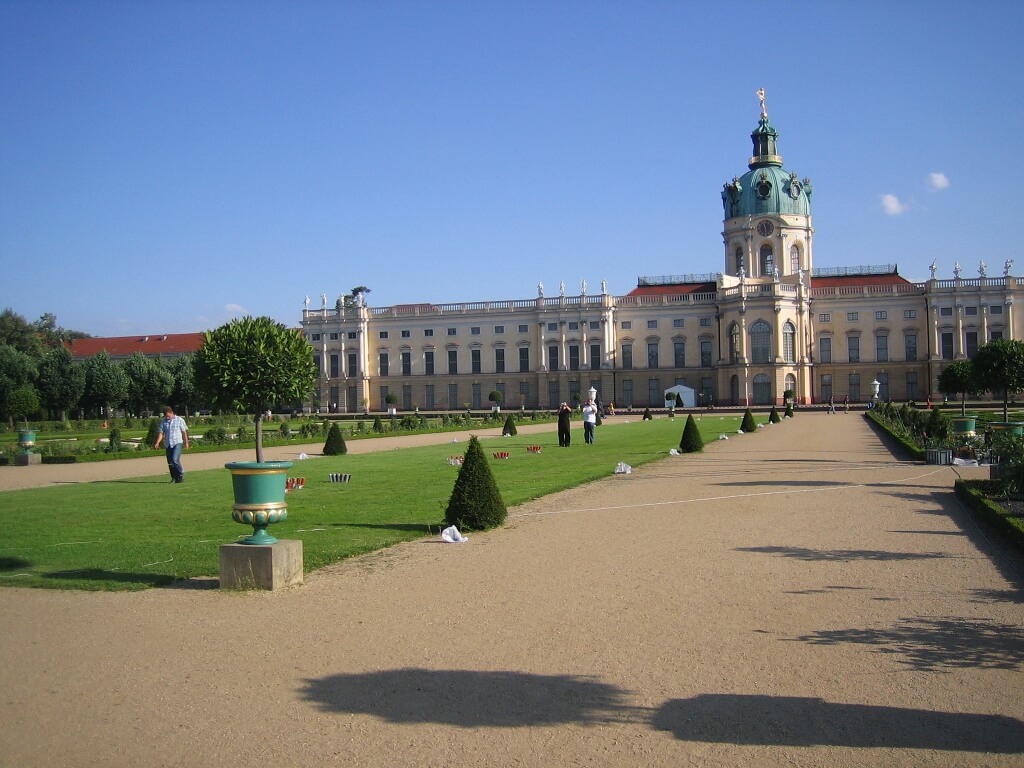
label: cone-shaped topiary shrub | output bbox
[925,406,949,442]
[785,402,794,418]
[372,415,385,433]
[502,413,517,436]
[145,418,160,448]
[768,405,781,424]
[679,413,704,453]
[740,408,757,433]
[643,407,653,421]
[323,422,347,455]
[107,427,123,453]
[445,435,507,531]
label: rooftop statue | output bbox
[756,87,768,119]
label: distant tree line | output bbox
[0,307,203,427]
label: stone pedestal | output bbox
[219,539,303,590]
[15,453,42,466]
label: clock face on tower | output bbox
[756,220,774,237]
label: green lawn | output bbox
[1,414,754,591]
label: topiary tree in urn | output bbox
[194,316,317,463]
[193,316,317,545]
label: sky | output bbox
[1,1,1020,337]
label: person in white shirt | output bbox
[582,399,598,444]
[154,406,190,483]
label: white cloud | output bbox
[225,303,248,314]
[881,194,908,215]
[927,172,950,190]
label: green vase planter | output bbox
[990,422,1024,436]
[225,461,293,545]
[950,416,977,438]
[16,429,36,453]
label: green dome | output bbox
[722,116,813,219]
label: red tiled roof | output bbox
[67,333,205,359]
[626,282,717,297]
[810,274,914,288]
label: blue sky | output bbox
[1,1,1019,337]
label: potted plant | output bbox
[194,316,318,544]
[938,360,979,436]
[488,390,503,413]
[385,391,399,415]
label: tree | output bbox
[166,354,198,416]
[323,423,348,455]
[445,436,507,530]
[193,316,318,463]
[32,312,90,349]
[36,345,85,421]
[679,414,703,453]
[82,350,128,419]
[121,352,173,416]
[488,390,503,409]
[972,339,1024,422]
[501,413,517,436]
[937,360,978,417]
[7,385,40,425]
[0,308,44,358]
[768,405,781,423]
[0,343,38,428]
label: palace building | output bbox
[298,99,1021,413]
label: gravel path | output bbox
[1,413,1022,767]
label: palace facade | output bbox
[290,104,1020,412]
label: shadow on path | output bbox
[735,545,950,562]
[652,694,1024,752]
[300,668,635,727]
[792,616,1024,672]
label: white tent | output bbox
[664,384,696,408]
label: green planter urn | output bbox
[990,422,1024,436]
[225,461,293,545]
[950,416,977,438]
[16,429,36,454]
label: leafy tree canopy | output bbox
[937,360,978,416]
[193,316,317,461]
[972,339,1024,421]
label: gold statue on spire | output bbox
[756,88,768,119]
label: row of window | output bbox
[314,339,724,378]
[366,375,720,411]
[817,329,1005,364]
[818,305,1004,324]
[819,372,917,402]
[307,317,720,342]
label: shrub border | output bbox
[863,410,926,461]
[954,479,1024,552]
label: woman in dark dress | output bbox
[557,402,573,447]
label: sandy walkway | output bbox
[1,413,1022,767]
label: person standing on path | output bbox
[557,402,573,447]
[582,398,598,444]
[154,406,189,483]
[828,395,835,414]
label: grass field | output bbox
[0,414,755,591]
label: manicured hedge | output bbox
[954,479,1024,552]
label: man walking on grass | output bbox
[154,406,189,483]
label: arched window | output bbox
[782,321,796,363]
[760,244,774,277]
[750,320,771,364]
[752,373,772,405]
[789,244,800,274]
[728,322,741,364]
[785,373,797,399]
[735,246,745,274]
